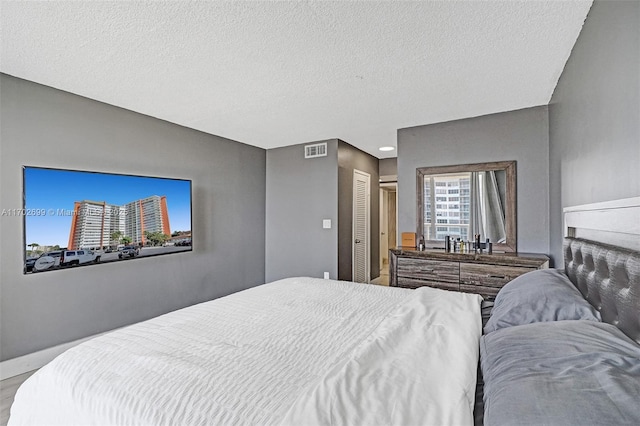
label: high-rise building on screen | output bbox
[68,195,170,249]
[123,196,171,246]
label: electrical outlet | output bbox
[323,272,330,279]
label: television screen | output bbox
[23,166,192,274]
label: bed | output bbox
[9,198,640,425]
[480,198,640,425]
[9,277,483,425]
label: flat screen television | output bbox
[22,166,192,274]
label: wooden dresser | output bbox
[389,248,549,300]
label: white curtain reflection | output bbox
[470,171,506,243]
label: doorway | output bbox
[377,182,397,285]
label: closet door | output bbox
[352,169,370,283]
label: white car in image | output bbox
[60,249,101,266]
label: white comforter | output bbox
[9,277,482,426]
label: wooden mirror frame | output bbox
[416,160,517,252]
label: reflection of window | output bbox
[418,164,512,247]
[421,173,472,240]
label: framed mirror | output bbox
[416,160,516,252]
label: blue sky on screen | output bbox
[24,167,192,247]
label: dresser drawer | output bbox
[397,258,459,283]
[390,249,549,295]
[460,263,535,289]
[397,277,460,292]
[459,284,502,300]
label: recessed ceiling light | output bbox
[379,146,395,152]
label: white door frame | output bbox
[379,182,398,269]
[352,169,371,283]
[379,188,388,269]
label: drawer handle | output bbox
[489,275,506,279]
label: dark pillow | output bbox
[484,268,600,333]
[481,321,640,426]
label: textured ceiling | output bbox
[1,1,592,158]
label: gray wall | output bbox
[549,0,640,262]
[265,140,338,281]
[379,158,398,178]
[0,74,266,361]
[397,106,550,256]
[337,140,380,281]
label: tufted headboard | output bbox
[562,197,640,345]
[564,238,640,345]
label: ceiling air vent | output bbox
[304,142,327,159]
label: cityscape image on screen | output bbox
[22,166,192,274]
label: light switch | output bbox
[323,219,331,229]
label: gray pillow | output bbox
[484,268,600,334]
[481,321,640,426]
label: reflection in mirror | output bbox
[423,171,506,242]
[417,161,516,252]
